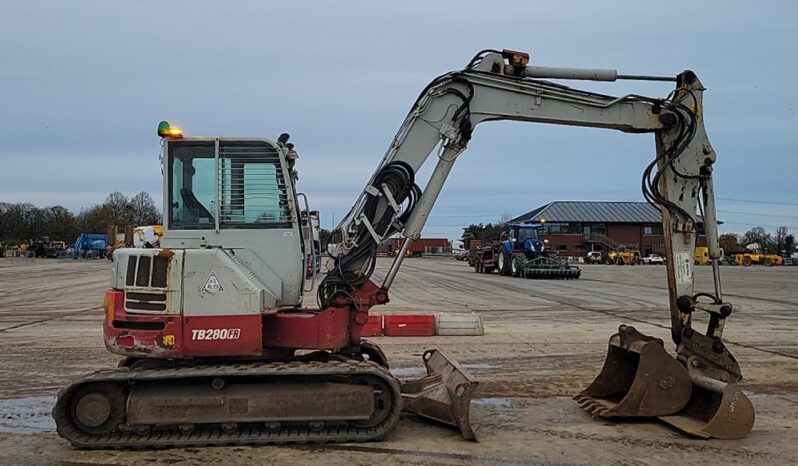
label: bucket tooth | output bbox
[659,382,754,439]
[399,349,478,441]
[576,325,692,417]
[575,397,592,407]
[590,405,608,416]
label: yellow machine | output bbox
[133,225,164,248]
[106,224,134,250]
[736,252,782,266]
[606,249,640,265]
[695,246,709,265]
[695,246,727,265]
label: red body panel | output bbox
[262,307,351,350]
[104,289,183,359]
[383,314,436,336]
[103,280,389,359]
[182,315,263,357]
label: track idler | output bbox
[399,349,479,440]
[575,325,691,417]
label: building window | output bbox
[557,245,568,251]
[546,222,581,234]
[643,224,663,235]
[590,223,606,234]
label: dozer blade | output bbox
[399,349,479,441]
[575,325,691,417]
[659,381,755,439]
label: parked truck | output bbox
[73,233,107,258]
[695,246,724,265]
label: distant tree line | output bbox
[0,192,161,245]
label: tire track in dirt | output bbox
[401,262,798,361]
[0,306,102,333]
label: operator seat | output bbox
[180,188,214,223]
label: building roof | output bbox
[511,201,662,224]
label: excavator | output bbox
[54,49,754,448]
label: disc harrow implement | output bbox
[519,256,581,280]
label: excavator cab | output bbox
[103,129,309,361]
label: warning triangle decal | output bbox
[204,271,223,292]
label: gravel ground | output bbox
[0,257,796,465]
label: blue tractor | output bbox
[471,223,580,279]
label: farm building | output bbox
[510,201,709,258]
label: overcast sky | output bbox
[1,1,796,240]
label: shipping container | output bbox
[390,237,449,257]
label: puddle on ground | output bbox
[472,397,516,408]
[0,395,57,434]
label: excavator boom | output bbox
[324,49,752,438]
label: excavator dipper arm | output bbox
[327,50,717,342]
[324,50,752,438]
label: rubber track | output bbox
[53,358,402,449]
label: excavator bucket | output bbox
[659,381,755,439]
[399,349,479,440]
[575,325,692,417]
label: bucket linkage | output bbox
[659,328,755,439]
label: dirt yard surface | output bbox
[0,257,796,465]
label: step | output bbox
[435,312,485,336]
[383,314,436,337]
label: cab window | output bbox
[218,141,291,228]
[169,143,216,229]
